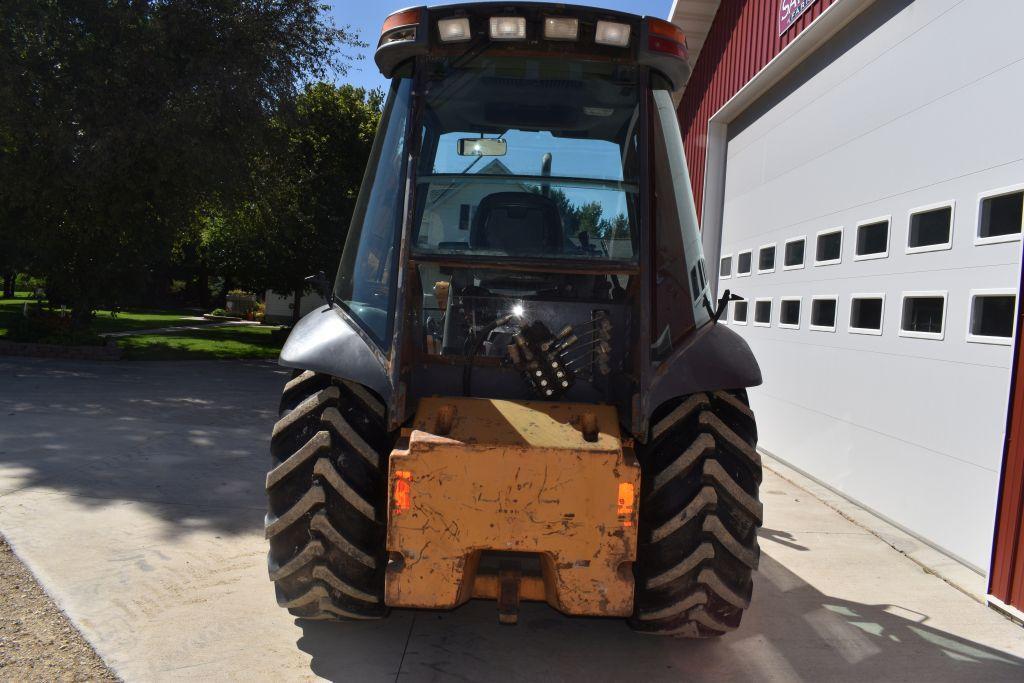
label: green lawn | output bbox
[0,294,199,337]
[90,308,200,334]
[1,293,283,360]
[117,325,284,360]
[0,295,40,337]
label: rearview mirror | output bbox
[458,138,507,156]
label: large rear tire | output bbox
[266,370,392,620]
[631,390,762,637]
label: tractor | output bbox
[266,2,763,637]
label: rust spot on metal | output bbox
[435,403,456,435]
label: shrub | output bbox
[8,307,105,346]
[209,308,230,317]
[14,274,46,297]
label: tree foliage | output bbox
[541,187,631,241]
[202,82,382,323]
[0,0,362,324]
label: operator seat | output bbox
[470,192,564,255]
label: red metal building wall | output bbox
[678,0,836,221]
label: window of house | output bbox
[967,290,1016,344]
[815,228,842,265]
[737,250,752,276]
[855,217,890,260]
[907,203,954,252]
[779,297,801,329]
[978,188,1024,244]
[720,254,732,278]
[849,295,884,335]
[758,244,776,273]
[899,292,946,340]
[733,299,748,325]
[753,298,772,327]
[784,237,806,270]
[809,296,838,332]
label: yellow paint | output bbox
[385,397,640,617]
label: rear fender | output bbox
[279,305,391,401]
[640,322,761,440]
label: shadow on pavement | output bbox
[295,553,1024,682]
[3,359,1022,681]
[0,358,288,537]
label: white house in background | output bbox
[264,290,326,324]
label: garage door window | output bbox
[779,298,801,329]
[754,298,772,327]
[850,295,884,335]
[758,244,776,273]
[737,250,751,276]
[968,290,1016,345]
[815,228,842,265]
[855,218,890,260]
[900,292,946,340]
[907,203,954,253]
[720,254,732,278]
[733,299,748,325]
[978,188,1024,244]
[784,237,805,270]
[810,296,837,332]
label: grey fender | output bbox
[279,305,391,401]
[641,322,762,437]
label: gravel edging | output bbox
[0,536,118,681]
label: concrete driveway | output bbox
[0,358,1022,681]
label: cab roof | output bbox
[375,3,692,92]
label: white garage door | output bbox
[716,0,1024,571]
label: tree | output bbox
[0,197,27,298]
[0,0,362,326]
[537,187,629,243]
[204,82,383,325]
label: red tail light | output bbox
[646,17,687,60]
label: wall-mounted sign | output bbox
[779,0,821,35]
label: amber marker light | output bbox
[393,470,413,515]
[617,482,636,527]
[379,8,421,46]
[382,8,421,34]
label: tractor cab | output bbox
[322,3,734,437]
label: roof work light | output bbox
[489,16,526,41]
[543,17,579,41]
[595,20,631,47]
[437,17,471,42]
